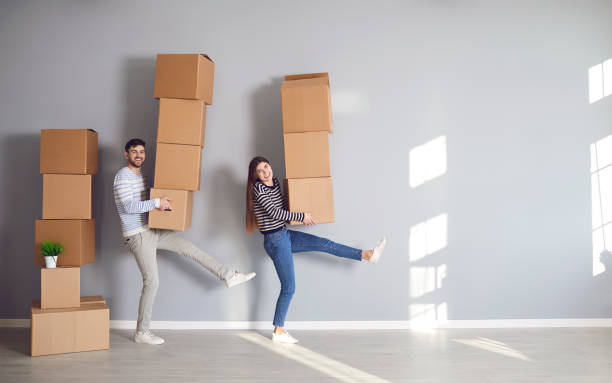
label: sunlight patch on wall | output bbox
[590,136,612,276]
[409,213,448,262]
[410,265,447,298]
[589,58,612,104]
[409,136,447,188]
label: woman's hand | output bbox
[303,213,316,226]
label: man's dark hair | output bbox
[125,138,146,153]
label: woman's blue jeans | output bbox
[263,228,362,327]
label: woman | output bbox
[246,156,386,344]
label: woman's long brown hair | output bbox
[246,156,270,233]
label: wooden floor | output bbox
[1,327,612,382]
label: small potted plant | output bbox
[41,241,63,268]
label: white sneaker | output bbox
[369,237,387,264]
[225,271,256,288]
[272,331,298,344]
[134,329,165,345]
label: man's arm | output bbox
[114,177,160,214]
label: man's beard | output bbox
[128,158,143,168]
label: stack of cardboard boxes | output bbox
[32,129,109,356]
[281,73,335,224]
[149,54,215,231]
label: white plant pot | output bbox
[44,256,58,268]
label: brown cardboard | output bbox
[154,143,202,190]
[34,219,95,266]
[41,267,80,309]
[283,132,331,179]
[281,73,332,133]
[42,174,92,219]
[30,298,109,356]
[157,98,206,147]
[153,54,215,104]
[40,129,98,174]
[285,177,334,225]
[80,296,105,305]
[37,296,103,305]
[148,189,193,231]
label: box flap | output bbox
[32,300,108,314]
[284,72,328,81]
[200,54,214,63]
[81,296,106,305]
[32,296,106,308]
[282,76,329,88]
[155,53,213,63]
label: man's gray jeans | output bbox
[123,228,232,331]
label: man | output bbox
[114,138,255,345]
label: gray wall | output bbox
[1,0,611,322]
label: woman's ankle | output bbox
[361,249,373,260]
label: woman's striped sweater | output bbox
[253,177,304,234]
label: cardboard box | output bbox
[154,54,215,104]
[30,297,109,356]
[41,267,80,309]
[285,177,334,225]
[154,143,202,190]
[34,220,95,266]
[283,132,331,179]
[40,129,98,174]
[42,174,92,219]
[281,73,332,133]
[148,189,193,231]
[157,98,206,147]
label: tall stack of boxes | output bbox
[32,129,109,356]
[281,73,335,224]
[149,54,214,231]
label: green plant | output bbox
[41,241,63,257]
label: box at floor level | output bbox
[34,219,95,266]
[42,174,92,219]
[148,189,193,231]
[283,132,331,179]
[285,177,334,225]
[281,73,332,134]
[153,54,215,104]
[154,143,202,190]
[157,98,206,147]
[41,267,80,309]
[40,129,98,174]
[30,297,109,356]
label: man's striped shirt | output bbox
[253,177,304,234]
[113,167,160,237]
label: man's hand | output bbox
[160,197,172,211]
[303,212,316,226]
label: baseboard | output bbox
[3,319,612,329]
